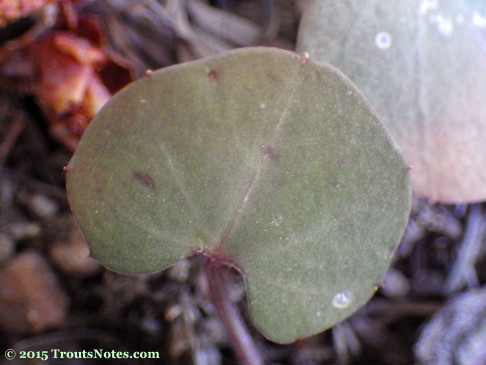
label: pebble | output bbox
[27,193,58,219]
[167,258,191,282]
[0,250,68,334]
[415,286,486,365]
[0,233,15,262]
[9,222,41,240]
[382,269,410,298]
[48,216,100,277]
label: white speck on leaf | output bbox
[420,0,439,14]
[270,215,283,227]
[375,32,392,49]
[473,11,486,28]
[430,15,454,37]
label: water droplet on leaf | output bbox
[332,291,353,309]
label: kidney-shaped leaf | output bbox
[66,47,411,343]
[297,0,486,203]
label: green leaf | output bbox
[297,0,486,203]
[66,47,411,343]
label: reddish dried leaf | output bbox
[0,6,134,150]
[36,33,95,113]
[0,0,55,28]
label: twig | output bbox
[444,204,486,294]
[365,298,443,320]
[0,113,24,165]
[204,259,264,365]
[13,328,127,350]
[0,4,58,63]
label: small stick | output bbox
[205,258,264,365]
[0,114,24,165]
[444,204,486,294]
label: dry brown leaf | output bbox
[0,0,55,28]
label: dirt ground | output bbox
[1,1,486,364]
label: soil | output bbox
[1,1,486,364]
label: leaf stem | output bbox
[204,259,264,365]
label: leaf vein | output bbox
[157,140,215,243]
[216,66,307,249]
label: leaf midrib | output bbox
[214,65,306,254]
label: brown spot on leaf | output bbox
[265,72,279,82]
[132,171,155,189]
[207,70,218,82]
[331,181,342,189]
[261,144,277,161]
